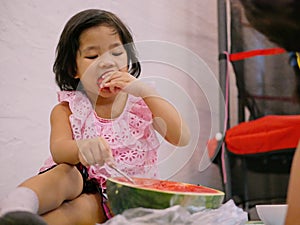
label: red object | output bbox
[225,115,300,155]
[207,138,218,159]
[113,177,220,194]
[229,48,286,61]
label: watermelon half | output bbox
[106,177,224,215]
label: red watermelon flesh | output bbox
[106,177,224,215]
[114,177,221,193]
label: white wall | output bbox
[0,0,223,199]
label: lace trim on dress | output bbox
[40,91,160,187]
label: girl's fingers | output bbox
[100,74,112,88]
[79,148,95,165]
[96,139,110,165]
[92,143,103,165]
[95,137,114,165]
[104,77,130,89]
[101,71,135,87]
[77,138,114,166]
[78,153,89,167]
[100,71,122,88]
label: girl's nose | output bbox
[98,55,115,68]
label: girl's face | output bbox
[75,25,128,97]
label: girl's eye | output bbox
[112,51,124,57]
[85,55,98,59]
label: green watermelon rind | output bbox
[106,177,225,215]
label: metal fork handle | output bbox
[109,164,135,184]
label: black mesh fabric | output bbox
[230,0,300,121]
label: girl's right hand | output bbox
[76,137,114,167]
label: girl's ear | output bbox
[74,74,80,79]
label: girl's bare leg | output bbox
[42,193,106,225]
[19,164,83,215]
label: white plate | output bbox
[256,204,287,225]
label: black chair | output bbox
[216,0,300,218]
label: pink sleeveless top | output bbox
[40,91,160,189]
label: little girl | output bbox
[0,9,190,225]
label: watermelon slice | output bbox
[106,177,224,215]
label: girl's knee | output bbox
[47,164,83,184]
[38,164,84,200]
[53,164,78,174]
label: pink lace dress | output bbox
[40,91,160,189]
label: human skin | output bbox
[285,141,300,225]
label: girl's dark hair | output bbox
[53,9,141,90]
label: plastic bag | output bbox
[98,200,248,225]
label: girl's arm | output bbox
[102,72,191,146]
[140,84,191,146]
[49,102,80,165]
[285,140,300,225]
[49,102,114,166]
